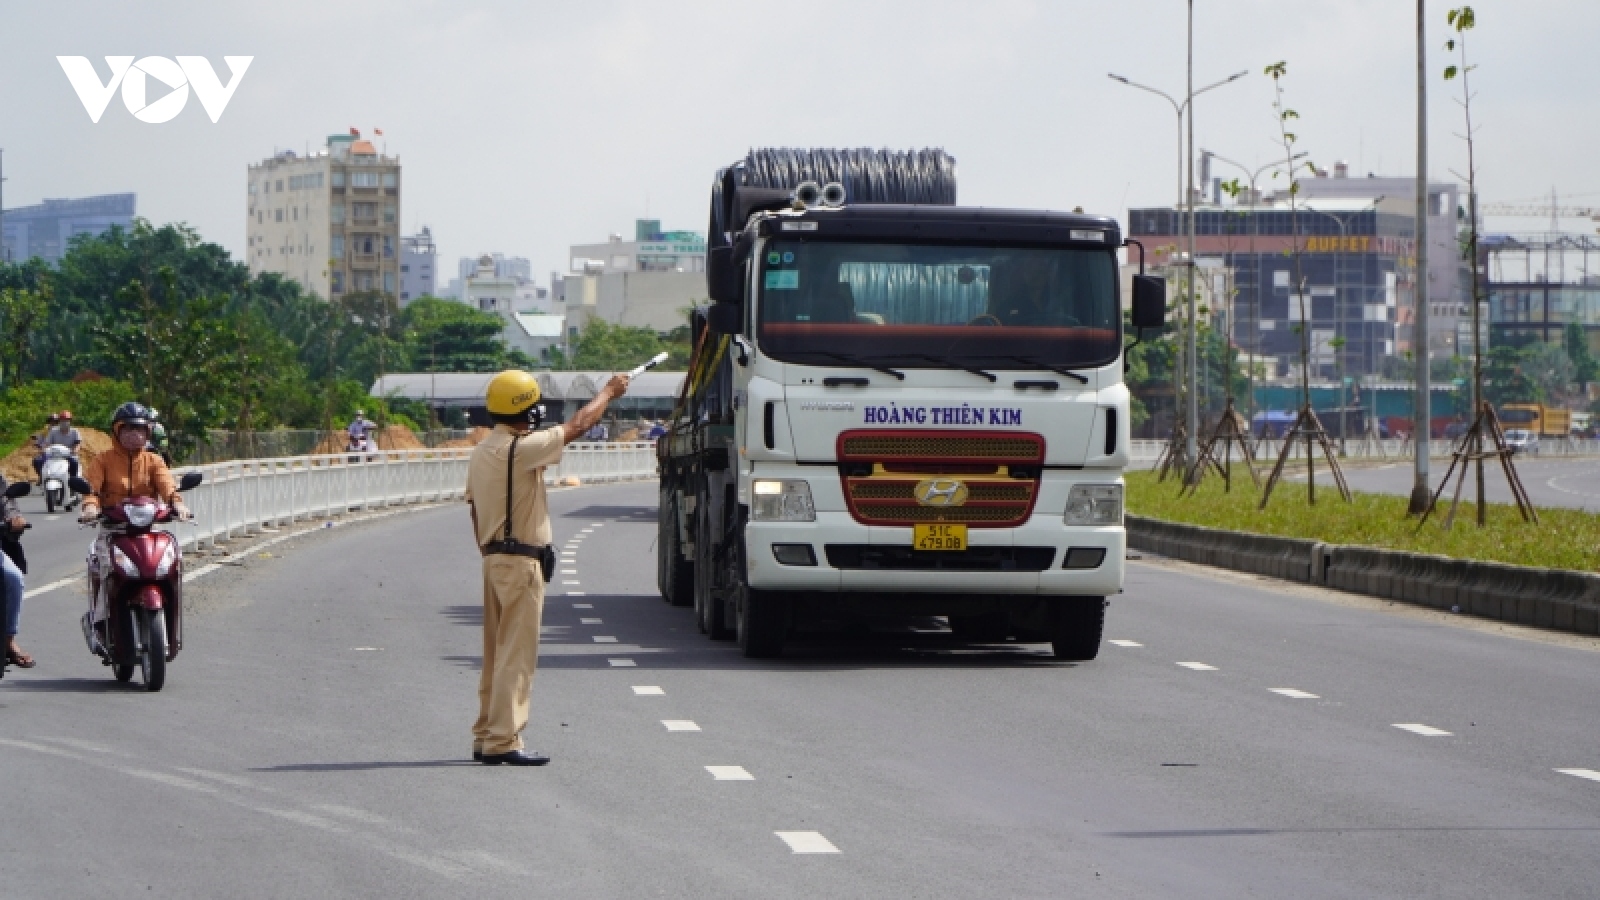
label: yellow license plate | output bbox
[913,523,968,551]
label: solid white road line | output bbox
[705,766,753,781]
[632,686,664,695]
[1393,723,1452,736]
[1555,768,1600,783]
[661,720,701,732]
[592,636,618,643]
[1176,662,1217,671]
[580,618,602,625]
[1269,688,1320,699]
[608,659,636,667]
[775,831,839,854]
[23,575,79,599]
[1108,639,1143,648]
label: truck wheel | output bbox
[948,612,1009,642]
[658,488,693,607]
[737,588,789,658]
[1050,597,1105,661]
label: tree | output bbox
[1519,341,1574,404]
[0,282,48,388]
[402,297,515,372]
[1482,346,1538,407]
[567,319,667,371]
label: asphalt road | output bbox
[1286,455,1600,512]
[3,481,1599,897]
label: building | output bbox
[399,226,436,305]
[556,219,708,336]
[1485,231,1600,353]
[246,131,401,300]
[460,253,533,283]
[461,254,564,362]
[1,193,135,265]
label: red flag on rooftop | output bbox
[374,128,384,136]
[349,127,360,136]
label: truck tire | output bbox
[737,587,789,658]
[1050,597,1105,661]
[658,488,693,607]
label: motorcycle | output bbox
[0,480,31,681]
[40,444,78,513]
[71,472,202,692]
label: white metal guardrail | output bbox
[178,444,660,551]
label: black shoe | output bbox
[472,747,483,762]
[480,749,549,766]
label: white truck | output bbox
[656,148,1166,658]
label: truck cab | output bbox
[657,150,1164,659]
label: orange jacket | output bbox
[84,445,178,509]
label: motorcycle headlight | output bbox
[124,503,157,528]
[1065,484,1123,526]
[153,541,178,578]
[751,479,815,522]
[112,546,141,577]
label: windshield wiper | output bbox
[886,354,997,382]
[996,356,1090,384]
[789,351,905,380]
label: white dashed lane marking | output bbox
[1108,640,1142,648]
[592,636,618,643]
[608,659,636,667]
[573,603,593,609]
[567,591,586,596]
[775,831,840,854]
[563,581,581,586]
[1393,723,1452,737]
[561,569,578,575]
[1269,688,1320,699]
[580,618,602,625]
[1176,662,1217,671]
[1555,768,1600,783]
[661,720,701,732]
[705,766,753,781]
[632,686,664,695]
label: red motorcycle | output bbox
[73,472,202,692]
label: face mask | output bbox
[119,429,147,451]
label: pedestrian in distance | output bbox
[466,368,629,766]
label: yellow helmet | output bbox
[485,370,540,415]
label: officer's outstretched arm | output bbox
[560,375,630,445]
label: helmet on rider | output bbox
[47,413,60,425]
[485,370,543,427]
[60,410,72,421]
[110,402,155,453]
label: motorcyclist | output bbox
[347,410,378,450]
[80,403,189,643]
[147,408,172,465]
[32,413,82,480]
[1,476,31,670]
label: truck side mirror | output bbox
[1131,275,1166,329]
[706,302,743,336]
[706,247,742,304]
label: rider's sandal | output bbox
[6,649,36,668]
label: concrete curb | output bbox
[1126,515,1600,637]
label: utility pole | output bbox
[1186,0,1199,475]
[0,148,7,263]
[1409,0,1433,514]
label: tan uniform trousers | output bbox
[472,554,546,755]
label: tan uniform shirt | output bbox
[465,425,564,548]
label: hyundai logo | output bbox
[913,478,969,507]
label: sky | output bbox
[2,0,1596,284]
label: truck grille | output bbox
[836,430,1045,528]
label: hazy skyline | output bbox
[2,0,1595,285]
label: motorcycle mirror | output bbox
[69,476,93,495]
[177,472,204,492]
[4,481,30,499]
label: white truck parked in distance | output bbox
[656,148,1167,659]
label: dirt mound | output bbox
[438,427,490,449]
[1,426,114,484]
[311,424,425,455]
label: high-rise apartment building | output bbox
[246,132,401,300]
[1,193,136,265]
[400,226,436,305]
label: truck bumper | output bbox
[745,512,1125,596]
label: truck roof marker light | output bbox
[1070,229,1107,242]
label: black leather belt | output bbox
[483,539,546,559]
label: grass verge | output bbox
[1126,469,1599,572]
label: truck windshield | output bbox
[756,239,1119,369]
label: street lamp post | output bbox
[1203,150,1307,437]
[1108,64,1246,471]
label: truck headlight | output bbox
[751,479,815,521]
[1065,484,1122,526]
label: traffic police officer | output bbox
[467,369,629,765]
